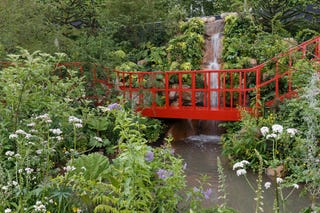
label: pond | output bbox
[171,129,311,212]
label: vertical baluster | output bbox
[256,66,261,115]
[275,59,279,98]
[179,72,182,108]
[165,72,169,108]
[192,71,196,109]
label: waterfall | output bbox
[208,33,220,108]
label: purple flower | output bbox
[193,187,200,192]
[156,169,173,179]
[107,103,121,110]
[170,148,175,155]
[145,150,154,162]
[202,188,213,200]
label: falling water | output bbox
[209,33,220,108]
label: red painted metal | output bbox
[114,36,320,120]
[1,36,319,121]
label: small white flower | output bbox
[14,154,21,158]
[15,129,26,135]
[293,183,299,189]
[25,133,32,139]
[28,142,35,145]
[9,134,18,139]
[49,199,54,204]
[18,169,23,173]
[260,126,269,136]
[55,136,63,141]
[74,123,83,128]
[241,160,250,165]
[286,128,298,137]
[5,208,12,213]
[36,114,51,124]
[276,177,283,184]
[36,114,49,120]
[264,182,271,189]
[64,165,76,172]
[266,133,278,139]
[25,167,34,174]
[5,151,15,156]
[12,181,18,186]
[236,169,247,176]
[233,162,243,170]
[36,149,42,155]
[69,116,82,124]
[81,166,86,171]
[94,136,103,142]
[27,122,36,127]
[2,186,9,191]
[272,124,283,134]
[50,128,63,135]
[33,200,46,212]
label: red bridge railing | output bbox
[115,36,320,120]
[1,36,319,121]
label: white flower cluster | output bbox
[25,167,34,174]
[69,116,83,128]
[264,180,299,190]
[33,201,46,212]
[64,165,76,172]
[5,151,15,157]
[49,128,63,135]
[9,129,32,140]
[36,113,52,123]
[233,160,250,176]
[260,124,298,139]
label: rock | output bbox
[137,59,147,66]
[266,165,285,178]
[204,19,224,37]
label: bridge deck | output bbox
[139,106,243,120]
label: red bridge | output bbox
[113,36,320,120]
[2,37,320,121]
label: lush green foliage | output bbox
[0,51,222,213]
[220,69,320,211]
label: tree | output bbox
[0,0,58,57]
[250,0,319,35]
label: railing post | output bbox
[316,37,320,60]
[255,66,261,116]
[191,71,196,109]
[165,72,169,108]
[275,60,279,98]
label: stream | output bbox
[172,134,311,213]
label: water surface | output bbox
[172,135,311,213]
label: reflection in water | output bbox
[172,135,311,212]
